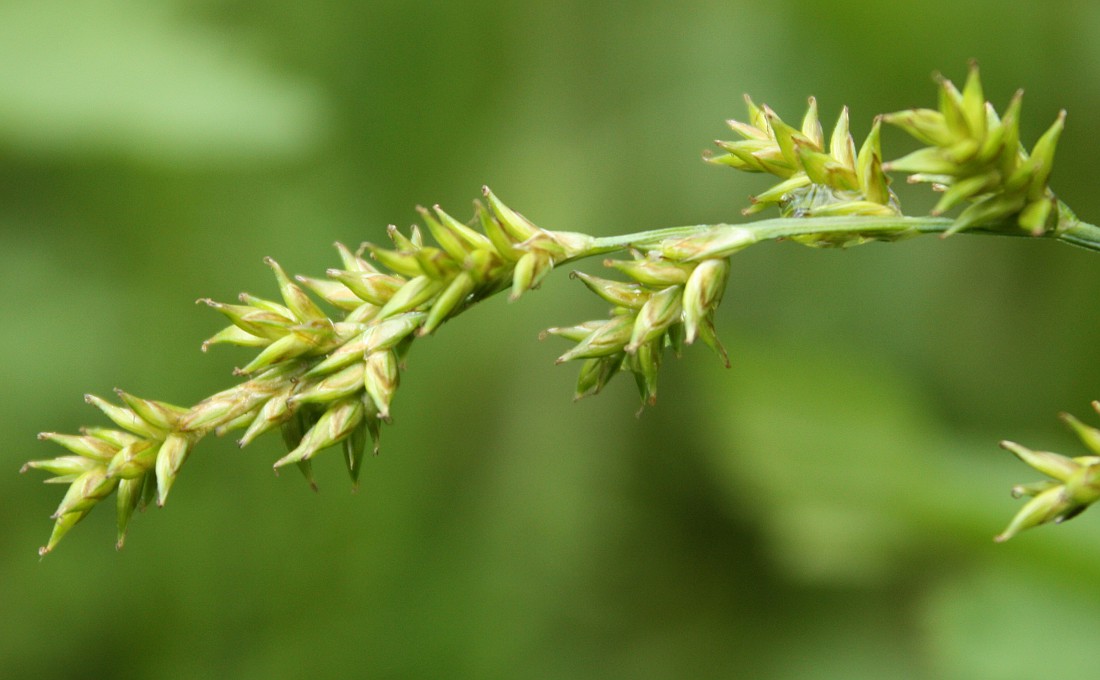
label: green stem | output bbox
[574,215,1100,260]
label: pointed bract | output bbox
[154,434,193,507]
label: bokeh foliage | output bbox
[5,1,1100,678]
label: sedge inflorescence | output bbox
[994,408,1100,542]
[883,63,1075,236]
[708,62,1074,240]
[24,189,593,554]
[24,64,1099,553]
[707,93,898,221]
[547,253,732,406]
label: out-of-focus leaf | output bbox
[922,563,1100,679]
[691,337,978,584]
[0,0,327,163]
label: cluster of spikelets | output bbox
[24,64,1091,553]
[884,63,1073,236]
[706,92,898,222]
[709,63,1074,239]
[547,251,734,406]
[995,407,1100,542]
[23,188,594,555]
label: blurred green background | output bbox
[5,1,1100,678]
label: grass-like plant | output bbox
[24,64,1100,555]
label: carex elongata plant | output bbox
[24,64,1100,554]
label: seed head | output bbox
[552,250,732,407]
[997,407,1100,540]
[712,95,898,218]
[884,64,1072,236]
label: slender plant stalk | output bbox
[586,216,1100,255]
[24,64,1100,554]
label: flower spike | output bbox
[884,64,1074,237]
[711,95,898,220]
[998,408,1100,541]
[551,246,732,408]
[27,190,595,552]
[24,66,1100,555]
